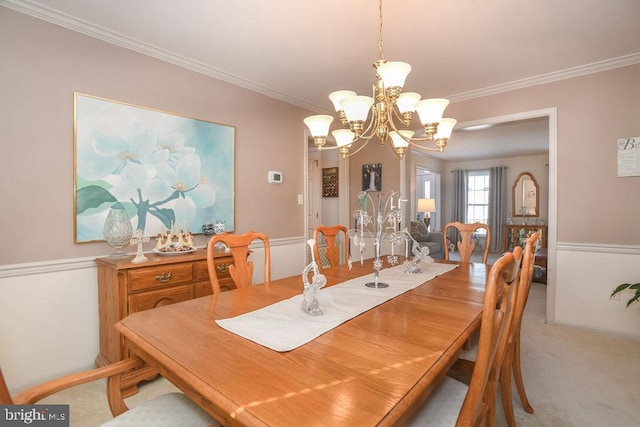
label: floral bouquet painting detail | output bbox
[74,93,235,242]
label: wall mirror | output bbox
[512,172,539,217]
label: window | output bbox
[467,170,489,235]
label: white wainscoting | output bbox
[553,242,640,337]
[0,237,307,391]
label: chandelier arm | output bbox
[405,140,443,151]
[343,139,373,157]
[389,105,409,127]
[387,143,406,159]
[407,135,438,142]
[385,104,403,133]
[358,115,379,141]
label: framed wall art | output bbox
[362,163,382,192]
[322,167,339,197]
[617,136,640,177]
[74,92,235,242]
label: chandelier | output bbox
[303,0,456,160]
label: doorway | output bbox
[452,108,557,325]
[307,150,322,240]
[305,139,348,262]
[415,167,441,232]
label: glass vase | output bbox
[103,205,133,259]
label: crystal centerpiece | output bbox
[347,190,411,288]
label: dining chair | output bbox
[499,232,539,426]
[444,221,491,263]
[0,357,217,426]
[449,234,538,427]
[207,231,271,294]
[313,224,349,272]
[406,250,520,426]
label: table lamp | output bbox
[417,198,436,230]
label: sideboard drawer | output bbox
[193,259,232,280]
[128,263,193,292]
[128,285,193,313]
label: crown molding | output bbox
[2,0,639,110]
[0,0,319,111]
[447,53,640,102]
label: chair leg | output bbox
[500,347,517,427]
[512,335,534,414]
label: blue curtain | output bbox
[449,169,468,247]
[489,166,508,253]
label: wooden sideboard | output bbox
[94,247,234,394]
[503,224,547,252]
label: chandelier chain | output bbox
[378,0,384,60]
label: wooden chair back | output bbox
[500,232,540,424]
[313,225,349,272]
[207,231,271,294]
[444,221,491,263]
[457,250,520,425]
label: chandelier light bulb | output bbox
[303,115,333,137]
[434,118,457,140]
[328,90,356,112]
[395,92,421,114]
[341,96,374,122]
[377,61,411,89]
[415,98,450,125]
[332,129,356,147]
[389,130,413,148]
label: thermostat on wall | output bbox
[268,170,283,184]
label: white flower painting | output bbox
[74,93,235,242]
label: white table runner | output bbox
[215,263,458,352]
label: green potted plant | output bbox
[610,282,640,307]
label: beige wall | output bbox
[0,7,313,265]
[447,66,640,246]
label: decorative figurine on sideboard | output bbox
[202,223,214,248]
[130,229,150,263]
[152,223,196,255]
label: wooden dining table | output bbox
[115,258,490,426]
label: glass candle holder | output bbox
[103,205,133,259]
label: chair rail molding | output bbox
[556,241,640,255]
[0,236,308,280]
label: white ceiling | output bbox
[3,0,640,160]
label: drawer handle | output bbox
[155,272,173,283]
[216,263,230,273]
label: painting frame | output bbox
[322,167,339,197]
[362,163,382,192]
[73,92,235,243]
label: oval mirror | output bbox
[512,172,539,217]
